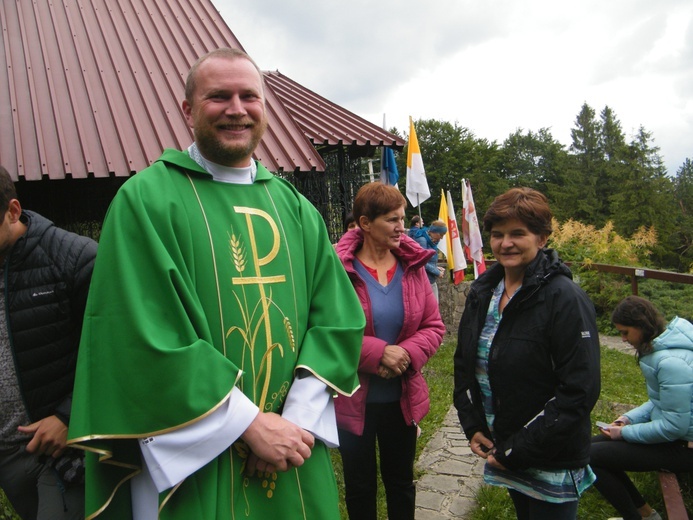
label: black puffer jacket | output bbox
[453,249,600,471]
[6,211,97,424]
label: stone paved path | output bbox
[414,406,484,519]
[413,334,627,519]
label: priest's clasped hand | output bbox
[241,412,315,476]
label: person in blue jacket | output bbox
[407,215,422,238]
[412,220,446,301]
[591,295,693,520]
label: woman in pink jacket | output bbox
[335,183,445,520]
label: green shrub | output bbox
[549,219,657,325]
[0,491,18,520]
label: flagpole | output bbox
[381,113,388,185]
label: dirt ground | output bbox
[600,334,633,355]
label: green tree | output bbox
[609,127,672,233]
[390,110,688,275]
[404,119,505,224]
[498,128,570,216]
[457,137,507,217]
[565,103,604,224]
[608,126,678,268]
[672,158,693,271]
[597,106,629,219]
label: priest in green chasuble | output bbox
[67,48,365,519]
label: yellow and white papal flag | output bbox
[438,189,467,284]
[405,117,431,208]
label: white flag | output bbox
[405,117,430,207]
[462,179,486,278]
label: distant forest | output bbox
[393,103,693,273]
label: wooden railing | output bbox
[483,260,693,295]
[571,263,693,295]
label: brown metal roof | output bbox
[1,0,404,181]
[265,71,406,149]
[0,0,323,179]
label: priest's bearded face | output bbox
[183,56,268,167]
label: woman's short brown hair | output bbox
[352,183,406,225]
[483,187,553,236]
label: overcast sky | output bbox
[216,0,693,176]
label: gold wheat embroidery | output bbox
[225,228,296,508]
[230,234,247,273]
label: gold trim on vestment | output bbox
[68,385,240,446]
[230,448,236,520]
[187,173,228,356]
[83,467,140,520]
[294,364,361,398]
[294,465,308,520]
[159,481,184,516]
[69,385,241,518]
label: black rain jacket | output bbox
[453,249,600,471]
[5,211,97,425]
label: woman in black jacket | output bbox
[453,188,600,520]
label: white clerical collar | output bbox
[187,143,257,185]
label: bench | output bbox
[659,471,689,519]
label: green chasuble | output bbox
[68,150,365,519]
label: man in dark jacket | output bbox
[0,165,97,519]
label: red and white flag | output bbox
[438,189,466,284]
[462,179,486,278]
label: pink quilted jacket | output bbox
[334,229,445,435]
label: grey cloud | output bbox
[220,0,501,107]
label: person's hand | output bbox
[487,453,507,471]
[437,267,445,278]
[241,412,314,475]
[599,416,629,439]
[381,344,411,376]
[377,364,394,379]
[599,426,612,438]
[18,415,68,458]
[606,425,624,440]
[470,431,495,459]
[245,452,277,475]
